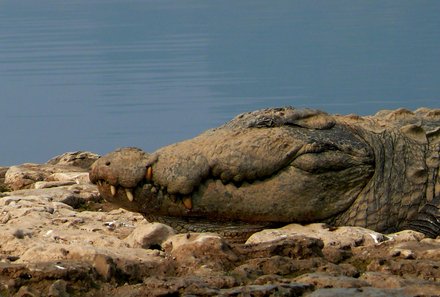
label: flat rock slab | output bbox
[0,152,439,296]
[246,223,390,248]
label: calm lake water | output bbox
[1,1,439,165]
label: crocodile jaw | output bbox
[90,145,374,225]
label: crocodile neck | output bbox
[426,130,440,203]
[331,128,428,233]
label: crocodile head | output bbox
[89,108,375,237]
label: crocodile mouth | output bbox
[94,174,194,211]
[95,163,273,210]
[94,172,287,240]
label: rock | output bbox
[0,261,100,295]
[124,277,313,297]
[4,163,46,190]
[140,275,239,296]
[46,151,100,169]
[316,263,359,277]
[309,284,440,297]
[163,232,238,275]
[48,279,69,297]
[219,282,313,296]
[34,180,77,189]
[359,272,404,288]
[307,287,408,297]
[2,184,100,208]
[124,222,176,249]
[387,230,426,242]
[5,164,88,191]
[15,286,37,297]
[322,246,353,264]
[366,258,440,280]
[294,272,370,289]
[358,271,440,289]
[237,236,324,260]
[389,248,416,259]
[233,256,326,280]
[246,223,389,248]
[47,172,91,184]
[4,151,98,191]
[0,191,172,284]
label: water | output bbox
[1,0,439,165]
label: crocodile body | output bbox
[90,107,440,240]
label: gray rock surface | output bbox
[0,152,439,296]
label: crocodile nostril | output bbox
[105,161,111,166]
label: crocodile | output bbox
[89,107,440,240]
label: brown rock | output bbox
[218,282,313,297]
[5,164,48,190]
[316,263,359,278]
[124,222,176,249]
[387,230,426,243]
[48,279,69,297]
[46,151,100,169]
[4,164,89,191]
[247,223,388,248]
[294,272,370,289]
[46,172,91,184]
[307,287,408,297]
[14,286,38,297]
[322,246,353,264]
[360,271,410,288]
[141,275,239,296]
[233,256,328,281]
[366,258,440,280]
[4,151,98,191]
[3,184,100,208]
[34,180,77,189]
[238,236,324,259]
[163,232,238,275]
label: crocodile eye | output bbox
[105,161,111,166]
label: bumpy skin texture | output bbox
[89,107,440,240]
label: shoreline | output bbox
[0,151,439,296]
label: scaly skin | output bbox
[89,107,440,241]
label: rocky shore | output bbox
[0,152,439,297]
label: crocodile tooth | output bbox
[97,180,102,186]
[125,188,134,202]
[110,185,116,196]
[146,166,153,181]
[182,196,192,210]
